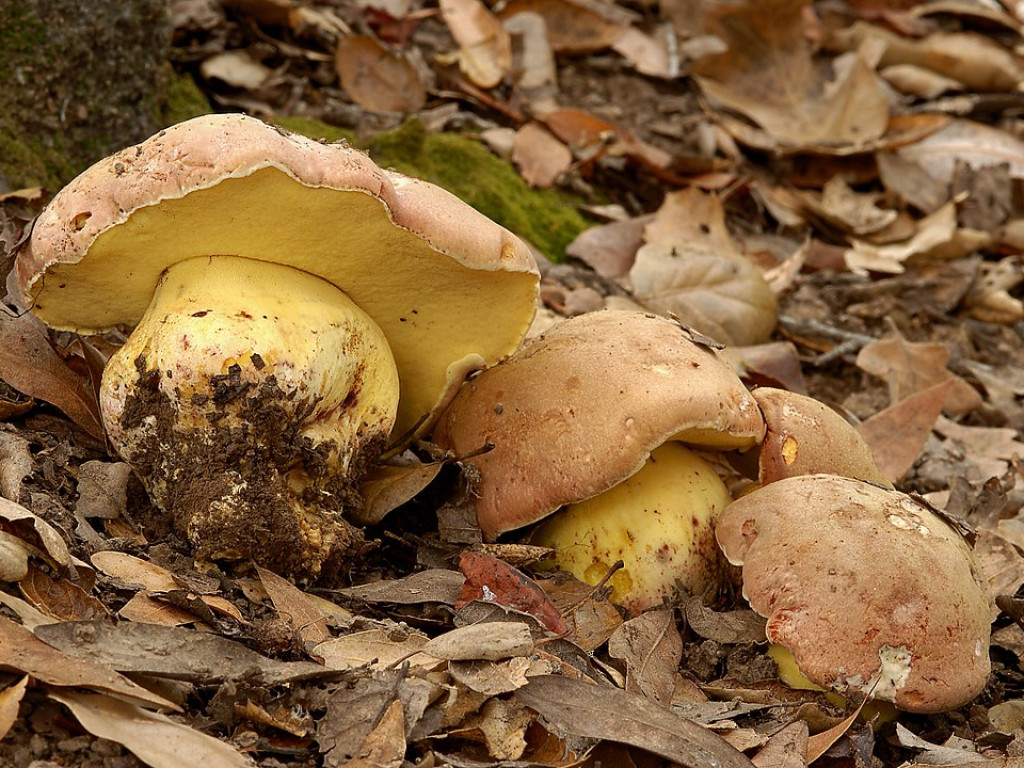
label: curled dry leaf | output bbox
[0,675,27,741]
[354,460,444,526]
[0,430,32,501]
[898,119,1024,186]
[692,0,888,149]
[48,689,254,768]
[0,311,104,439]
[199,49,272,90]
[0,497,71,573]
[335,35,426,114]
[962,256,1024,324]
[439,0,511,88]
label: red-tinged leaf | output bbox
[0,310,104,439]
[858,380,954,483]
[457,551,567,635]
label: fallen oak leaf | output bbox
[458,551,568,635]
[48,689,254,768]
[516,675,755,768]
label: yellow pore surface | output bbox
[33,168,538,438]
[533,441,733,612]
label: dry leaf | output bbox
[118,592,201,627]
[607,610,681,707]
[844,201,964,274]
[499,0,628,54]
[0,497,72,573]
[752,719,807,768]
[517,675,754,768]
[0,616,176,710]
[629,243,777,346]
[963,256,1024,324]
[934,416,1024,481]
[0,311,104,439]
[314,628,440,672]
[20,562,108,621]
[199,49,272,89]
[538,575,623,652]
[875,151,948,215]
[503,11,558,111]
[806,700,865,763]
[0,430,32,501]
[49,689,254,768]
[612,24,679,79]
[457,551,568,635]
[449,656,532,695]
[423,621,534,661]
[512,122,572,188]
[683,598,767,645]
[565,215,650,280]
[439,0,511,88]
[693,0,888,149]
[857,380,954,483]
[464,696,533,760]
[720,342,808,394]
[34,620,332,686]
[0,675,27,741]
[898,119,1024,186]
[344,699,406,768]
[355,460,444,526]
[256,565,330,648]
[335,35,426,114]
[338,569,464,605]
[880,63,963,99]
[74,461,133,519]
[856,330,982,414]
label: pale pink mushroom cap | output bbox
[16,113,539,441]
[716,474,991,713]
[433,310,766,539]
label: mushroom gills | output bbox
[100,255,400,576]
[532,441,732,613]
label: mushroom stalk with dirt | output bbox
[15,113,539,579]
[433,309,766,614]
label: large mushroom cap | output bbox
[433,309,766,539]
[716,474,991,713]
[16,113,539,441]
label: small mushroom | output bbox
[751,388,892,487]
[16,114,539,578]
[434,310,765,612]
[716,474,991,713]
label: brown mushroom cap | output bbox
[16,113,539,441]
[753,388,892,488]
[716,474,991,713]
[433,310,766,539]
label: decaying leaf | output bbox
[692,0,888,149]
[338,569,464,605]
[0,311,103,439]
[33,620,333,686]
[565,215,650,280]
[423,621,534,661]
[607,610,681,707]
[857,380,954,483]
[458,551,568,636]
[335,35,426,114]
[256,565,330,648]
[74,461,134,519]
[439,0,511,88]
[855,329,981,414]
[354,460,445,525]
[49,689,254,768]
[0,675,27,741]
[0,616,176,710]
[898,119,1024,186]
[20,562,108,621]
[516,675,754,768]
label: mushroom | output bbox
[716,474,991,713]
[433,309,766,612]
[16,114,539,578]
[750,388,892,488]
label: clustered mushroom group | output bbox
[17,114,992,716]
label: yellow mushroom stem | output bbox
[532,442,733,614]
[100,255,400,576]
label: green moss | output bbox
[275,116,357,146]
[278,116,587,261]
[0,1,46,81]
[159,69,212,125]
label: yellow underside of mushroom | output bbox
[33,168,537,441]
[532,442,732,614]
[100,255,400,575]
